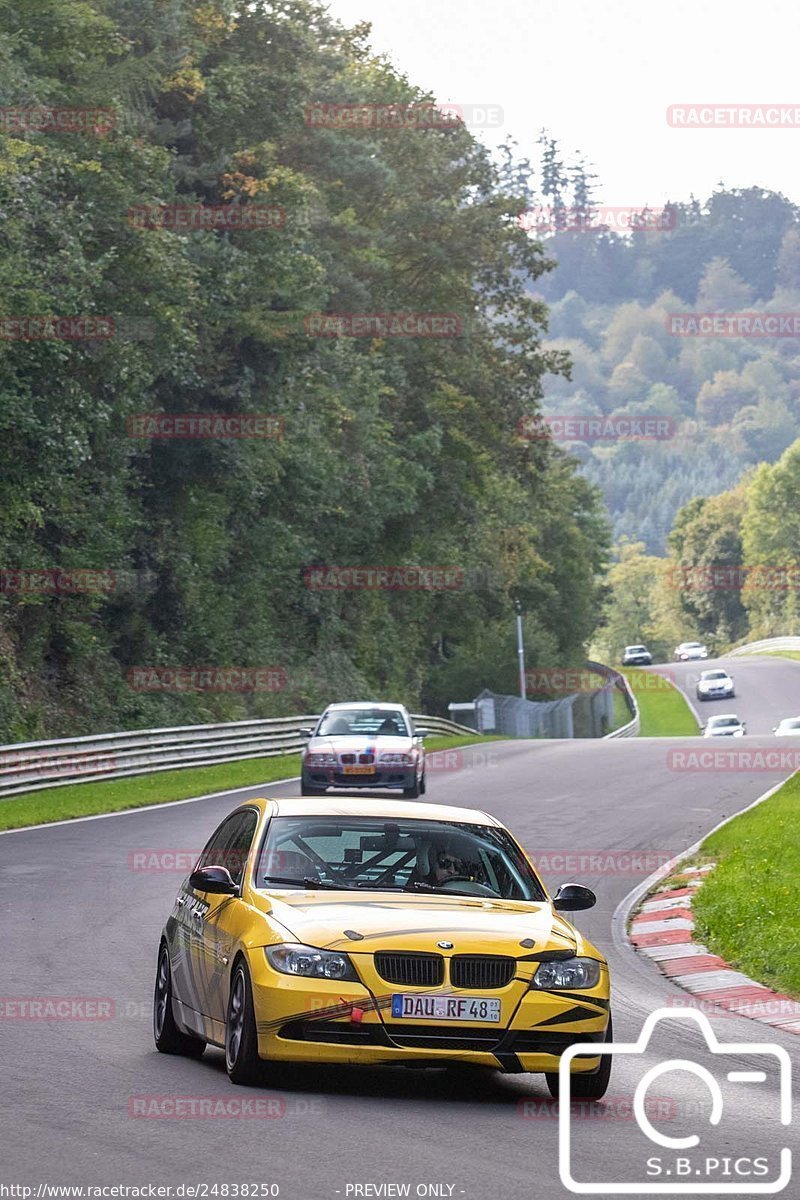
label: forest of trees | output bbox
[0,0,610,741]
[525,141,800,553]
[592,436,800,663]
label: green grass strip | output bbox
[750,649,800,662]
[692,771,800,998]
[621,667,699,737]
[0,733,505,832]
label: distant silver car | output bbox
[773,717,800,736]
[675,641,708,662]
[299,702,428,798]
[696,669,734,701]
[622,644,652,666]
[703,713,746,738]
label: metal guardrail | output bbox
[0,712,476,800]
[593,663,640,739]
[729,637,800,657]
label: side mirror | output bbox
[553,883,596,912]
[772,727,777,733]
[414,728,431,738]
[298,728,313,739]
[189,865,238,895]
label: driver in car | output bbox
[410,836,471,888]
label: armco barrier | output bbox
[0,712,474,800]
[589,661,640,739]
[729,636,800,656]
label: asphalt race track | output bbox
[2,655,799,1198]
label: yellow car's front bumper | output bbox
[251,952,610,1074]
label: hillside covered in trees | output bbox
[0,0,610,741]
[526,142,800,552]
[592,435,800,663]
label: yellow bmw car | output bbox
[154,796,612,1094]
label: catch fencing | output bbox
[448,664,639,740]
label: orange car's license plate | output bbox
[343,765,375,775]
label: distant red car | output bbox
[300,702,429,798]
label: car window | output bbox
[704,671,726,679]
[316,708,409,737]
[256,816,546,901]
[197,808,259,886]
[711,717,739,727]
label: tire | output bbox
[545,1016,613,1101]
[419,770,427,795]
[300,777,325,796]
[225,959,262,1086]
[153,942,206,1058]
[403,777,420,799]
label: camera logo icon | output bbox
[559,1008,791,1194]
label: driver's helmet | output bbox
[433,839,466,876]
[417,832,473,880]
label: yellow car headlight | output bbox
[531,957,601,990]
[266,943,359,982]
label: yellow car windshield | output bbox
[255,816,545,901]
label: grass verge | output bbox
[611,686,633,732]
[691,771,800,998]
[750,649,800,662]
[0,734,506,832]
[621,668,699,737]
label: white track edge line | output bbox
[611,773,793,963]
[0,775,301,835]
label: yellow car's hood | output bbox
[265,890,581,955]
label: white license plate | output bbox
[391,994,502,1022]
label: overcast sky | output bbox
[326,0,800,208]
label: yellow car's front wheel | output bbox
[545,1014,613,1100]
[225,960,262,1086]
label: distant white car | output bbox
[703,713,746,738]
[675,641,708,662]
[622,644,652,666]
[696,669,735,701]
[773,717,800,736]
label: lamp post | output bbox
[515,599,526,700]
